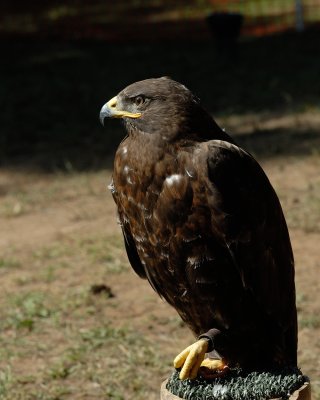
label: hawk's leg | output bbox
[198,328,229,378]
[173,329,229,380]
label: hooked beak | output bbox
[99,96,141,126]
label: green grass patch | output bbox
[4,292,53,331]
[0,368,12,399]
[0,258,21,269]
[299,316,320,330]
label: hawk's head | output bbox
[100,77,214,141]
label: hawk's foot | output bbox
[173,339,209,380]
[199,358,229,379]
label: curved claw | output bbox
[173,339,209,380]
[199,359,229,379]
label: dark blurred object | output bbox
[90,284,115,298]
[206,12,244,54]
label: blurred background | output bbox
[0,1,319,399]
[1,0,320,169]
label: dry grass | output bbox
[0,111,319,399]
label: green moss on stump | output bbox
[166,367,307,400]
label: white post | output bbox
[295,0,304,32]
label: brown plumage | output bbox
[100,77,297,370]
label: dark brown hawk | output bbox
[100,77,297,380]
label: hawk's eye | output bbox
[134,96,145,106]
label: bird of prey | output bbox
[99,77,297,380]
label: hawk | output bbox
[99,77,297,380]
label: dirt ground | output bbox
[0,111,319,399]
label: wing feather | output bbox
[120,218,147,280]
[206,141,297,340]
[109,177,147,280]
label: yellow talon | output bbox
[173,339,209,380]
